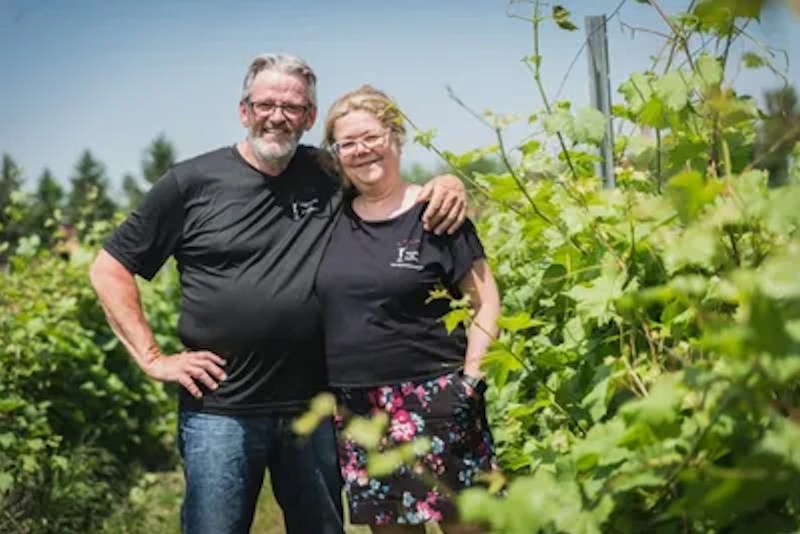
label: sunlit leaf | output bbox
[654,70,691,112]
[552,5,579,31]
[573,107,608,145]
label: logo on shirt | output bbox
[390,239,423,271]
[291,198,319,220]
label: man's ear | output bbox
[239,101,251,128]
[304,106,318,132]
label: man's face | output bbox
[239,71,317,164]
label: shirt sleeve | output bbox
[103,170,185,281]
[438,218,486,287]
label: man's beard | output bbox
[248,126,303,170]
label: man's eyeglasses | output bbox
[247,99,309,120]
[332,131,390,157]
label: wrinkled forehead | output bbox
[246,71,309,103]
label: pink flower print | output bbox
[389,392,404,412]
[390,409,418,442]
[415,500,442,522]
[401,382,415,396]
[342,464,367,485]
[377,386,394,408]
[425,489,440,505]
[438,375,449,389]
[414,385,429,408]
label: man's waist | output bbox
[179,394,323,416]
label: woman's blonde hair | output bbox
[322,85,407,187]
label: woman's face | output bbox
[332,110,401,191]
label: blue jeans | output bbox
[178,411,344,534]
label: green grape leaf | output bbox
[552,5,579,31]
[654,70,690,112]
[742,51,767,69]
[0,472,13,493]
[695,53,724,89]
[665,170,723,222]
[497,311,545,332]
[573,107,608,145]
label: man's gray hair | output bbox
[241,53,317,107]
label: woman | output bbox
[315,85,501,534]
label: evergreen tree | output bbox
[122,173,144,212]
[0,154,23,208]
[142,133,177,185]
[0,154,26,263]
[122,134,178,212]
[25,168,64,247]
[66,150,117,237]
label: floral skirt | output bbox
[333,371,499,525]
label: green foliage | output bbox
[423,2,800,532]
[755,85,800,187]
[122,173,145,212]
[0,2,798,532]
[0,234,180,532]
[65,150,117,238]
[0,154,27,264]
[25,169,65,249]
[141,134,177,186]
[0,133,183,532]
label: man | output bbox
[89,53,467,534]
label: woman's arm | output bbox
[459,259,501,381]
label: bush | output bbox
[0,231,181,533]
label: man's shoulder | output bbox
[166,146,248,196]
[172,146,237,176]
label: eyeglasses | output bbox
[247,99,309,120]
[332,131,390,157]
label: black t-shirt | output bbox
[315,201,485,387]
[104,145,342,415]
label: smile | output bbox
[352,157,382,168]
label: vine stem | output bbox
[442,86,590,255]
[626,324,650,397]
[529,1,578,182]
[527,0,629,271]
[649,0,697,72]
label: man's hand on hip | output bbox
[145,351,227,399]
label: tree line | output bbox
[0,134,176,264]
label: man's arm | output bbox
[89,249,226,398]
[416,174,468,235]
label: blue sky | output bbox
[1,0,798,192]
